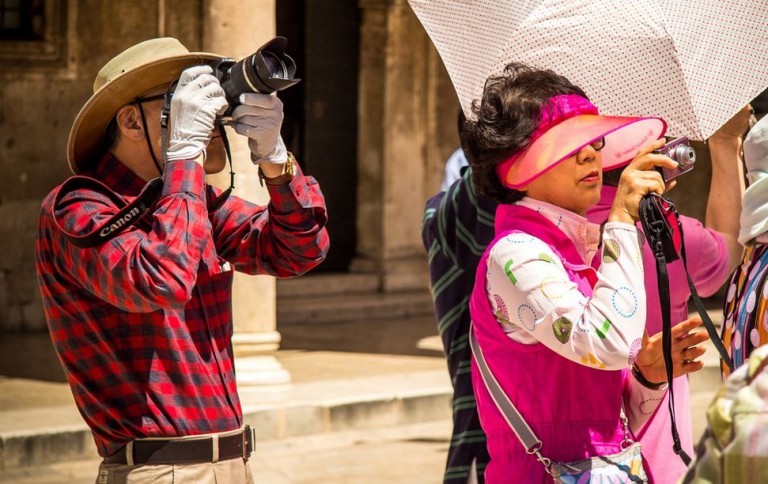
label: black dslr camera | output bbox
[655,137,696,182]
[210,37,300,116]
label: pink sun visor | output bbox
[496,94,667,189]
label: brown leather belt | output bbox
[103,426,254,465]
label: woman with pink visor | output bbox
[462,63,708,482]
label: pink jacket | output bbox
[470,204,631,482]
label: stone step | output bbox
[277,290,435,325]
[277,273,381,299]
[0,354,451,471]
[0,420,454,484]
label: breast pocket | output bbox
[198,258,234,334]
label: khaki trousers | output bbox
[95,457,253,484]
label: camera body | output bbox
[655,136,696,182]
[210,37,300,116]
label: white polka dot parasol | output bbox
[407,0,768,140]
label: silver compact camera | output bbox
[655,137,695,182]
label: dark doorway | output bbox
[277,2,360,272]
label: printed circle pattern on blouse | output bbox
[639,397,664,416]
[504,233,536,244]
[611,286,638,318]
[575,314,591,334]
[539,275,567,300]
[517,304,538,331]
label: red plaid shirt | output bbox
[35,154,328,456]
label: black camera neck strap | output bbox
[58,78,240,249]
[53,175,163,249]
[639,193,735,466]
[640,195,735,368]
[159,81,175,172]
[157,81,233,212]
[652,249,690,465]
[54,150,232,250]
[209,123,235,212]
[681,254,735,372]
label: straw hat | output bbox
[67,37,225,174]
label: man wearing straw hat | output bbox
[34,38,329,483]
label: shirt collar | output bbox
[84,152,149,197]
[517,197,601,264]
[585,185,618,226]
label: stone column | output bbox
[202,0,290,387]
[355,0,453,292]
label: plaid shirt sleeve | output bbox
[52,161,213,313]
[207,163,329,277]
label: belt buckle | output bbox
[242,425,251,460]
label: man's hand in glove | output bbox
[166,65,229,165]
[231,93,288,178]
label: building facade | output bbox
[0,0,714,381]
[0,0,459,384]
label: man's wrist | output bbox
[258,152,296,186]
[258,162,285,178]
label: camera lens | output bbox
[212,37,300,113]
[262,52,288,79]
[673,144,696,167]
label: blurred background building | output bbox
[0,0,717,383]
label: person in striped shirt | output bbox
[423,162,496,483]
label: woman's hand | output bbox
[634,316,708,385]
[608,138,679,224]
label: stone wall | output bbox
[0,0,716,334]
[355,0,459,291]
[0,0,205,331]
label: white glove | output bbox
[166,65,229,164]
[231,93,287,164]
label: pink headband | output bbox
[496,94,598,184]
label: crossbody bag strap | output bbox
[469,328,542,454]
[469,327,633,475]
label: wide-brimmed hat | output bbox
[67,37,225,174]
[496,94,667,189]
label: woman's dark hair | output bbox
[461,63,587,204]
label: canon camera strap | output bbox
[55,78,237,249]
[52,175,163,249]
[638,192,734,466]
